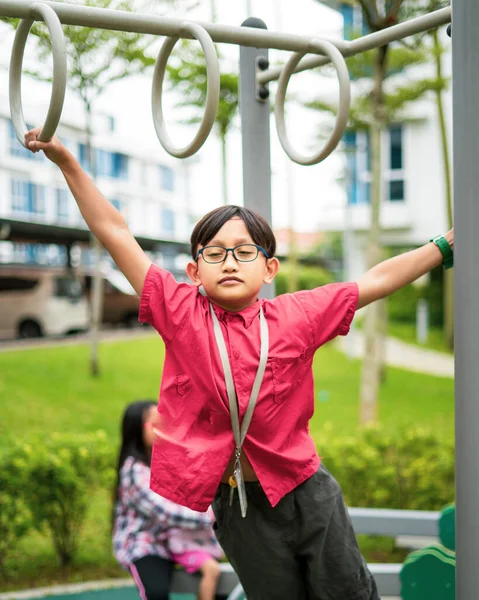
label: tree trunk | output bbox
[286,158,299,293]
[359,45,388,425]
[86,108,104,377]
[220,132,228,205]
[210,0,217,22]
[432,28,454,349]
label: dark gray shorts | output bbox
[212,464,379,600]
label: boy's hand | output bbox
[25,129,71,168]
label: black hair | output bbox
[190,205,276,260]
[111,400,157,529]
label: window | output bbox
[112,153,128,179]
[390,125,403,170]
[159,165,175,192]
[78,144,128,179]
[344,130,371,205]
[9,120,44,160]
[161,208,175,235]
[388,125,405,202]
[11,179,46,217]
[56,188,69,221]
[389,180,405,202]
[78,143,91,171]
[0,276,38,292]
[11,179,29,212]
[344,131,358,205]
[340,3,354,40]
[96,149,113,177]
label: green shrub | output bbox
[388,265,444,327]
[20,431,115,567]
[317,424,454,511]
[275,263,334,295]
[0,448,34,575]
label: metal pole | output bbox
[453,0,479,597]
[239,17,274,299]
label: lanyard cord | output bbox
[210,303,269,450]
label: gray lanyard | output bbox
[210,303,269,517]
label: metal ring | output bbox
[9,3,67,147]
[274,40,351,166]
[152,22,220,159]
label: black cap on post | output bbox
[241,17,267,29]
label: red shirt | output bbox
[140,264,358,511]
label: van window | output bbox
[0,277,39,292]
[55,277,83,300]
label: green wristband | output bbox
[430,235,454,269]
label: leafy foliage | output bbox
[8,431,114,568]
[320,423,455,511]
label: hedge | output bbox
[1,426,454,576]
[1,431,115,570]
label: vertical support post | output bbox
[452,2,479,598]
[239,17,274,298]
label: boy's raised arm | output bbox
[26,129,151,297]
[356,229,454,309]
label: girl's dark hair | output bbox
[190,205,276,260]
[112,400,156,528]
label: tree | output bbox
[164,0,239,206]
[2,0,163,375]
[308,1,448,423]
[407,0,453,348]
[166,45,239,205]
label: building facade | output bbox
[317,0,452,279]
[0,96,195,272]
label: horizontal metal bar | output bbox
[258,6,451,83]
[171,561,403,597]
[0,0,348,55]
[349,507,440,537]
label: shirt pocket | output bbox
[269,348,312,405]
[176,374,192,397]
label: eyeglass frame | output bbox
[195,243,270,264]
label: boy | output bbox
[27,129,453,599]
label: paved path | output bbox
[339,330,454,378]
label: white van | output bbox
[0,266,89,339]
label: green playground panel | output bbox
[400,545,455,600]
[439,504,455,551]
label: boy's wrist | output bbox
[57,150,77,173]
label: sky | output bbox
[1,0,348,232]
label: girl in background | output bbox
[113,400,223,600]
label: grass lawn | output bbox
[0,333,454,446]
[0,334,454,591]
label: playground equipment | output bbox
[400,505,456,600]
[1,2,476,598]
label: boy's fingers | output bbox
[27,140,49,152]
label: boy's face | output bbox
[186,217,279,311]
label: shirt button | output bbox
[233,350,240,359]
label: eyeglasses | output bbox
[195,244,269,264]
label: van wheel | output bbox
[18,320,43,339]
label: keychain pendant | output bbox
[234,459,248,518]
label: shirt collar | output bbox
[210,299,264,329]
